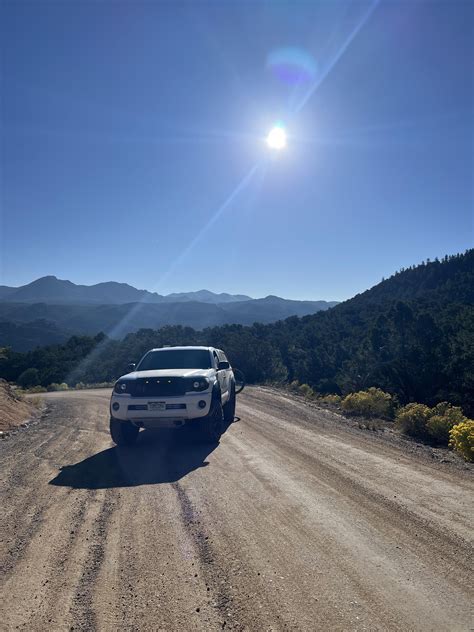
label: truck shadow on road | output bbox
[49,427,224,489]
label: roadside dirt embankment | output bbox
[0,379,40,433]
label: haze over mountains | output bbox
[0,276,338,350]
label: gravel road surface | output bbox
[1,387,472,631]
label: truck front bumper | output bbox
[110,391,212,427]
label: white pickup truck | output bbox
[109,346,241,446]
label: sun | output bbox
[266,125,287,150]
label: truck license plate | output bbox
[148,401,166,411]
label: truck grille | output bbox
[132,377,186,397]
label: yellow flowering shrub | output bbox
[449,421,474,462]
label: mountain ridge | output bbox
[1,276,324,305]
[0,277,338,350]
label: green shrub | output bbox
[426,403,466,444]
[395,403,432,439]
[26,385,47,393]
[72,381,113,390]
[342,387,394,418]
[298,383,314,398]
[289,380,300,392]
[429,403,469,445]
[17,368,40,388]
[449,421,474,462]
[47,382,69,392]
[430,402,466,425]
[426,415,457,444]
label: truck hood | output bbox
[120,368,216,380]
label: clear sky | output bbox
[1,1,473,301]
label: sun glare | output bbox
[266,126,287,150]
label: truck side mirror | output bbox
[217,361,230,370]
[127,363,136,372]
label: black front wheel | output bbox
[110,418,139,446]
[223,383,236,424]
[199,400,224,443]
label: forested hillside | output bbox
[1,251,473,414]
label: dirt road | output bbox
[1,388,473,631]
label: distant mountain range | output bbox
[0,276,252,305]
[0,276,338,350]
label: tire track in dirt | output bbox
[68,489,116,631]
[173,482,237,630]
[3,491,92,629]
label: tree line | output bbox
[1,250,473,415]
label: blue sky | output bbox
[1,1,472,301]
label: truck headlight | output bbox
[114,380,133,394]
[187,378,209,392]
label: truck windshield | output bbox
[136,349,212,371]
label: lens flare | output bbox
[266,126,287,150]
[266,47,317,85]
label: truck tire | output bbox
[110,418,139,446]
[200,400,224,443]
[223,383,236,424]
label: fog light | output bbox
[112,402,120,411]
[198,400,206,409]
